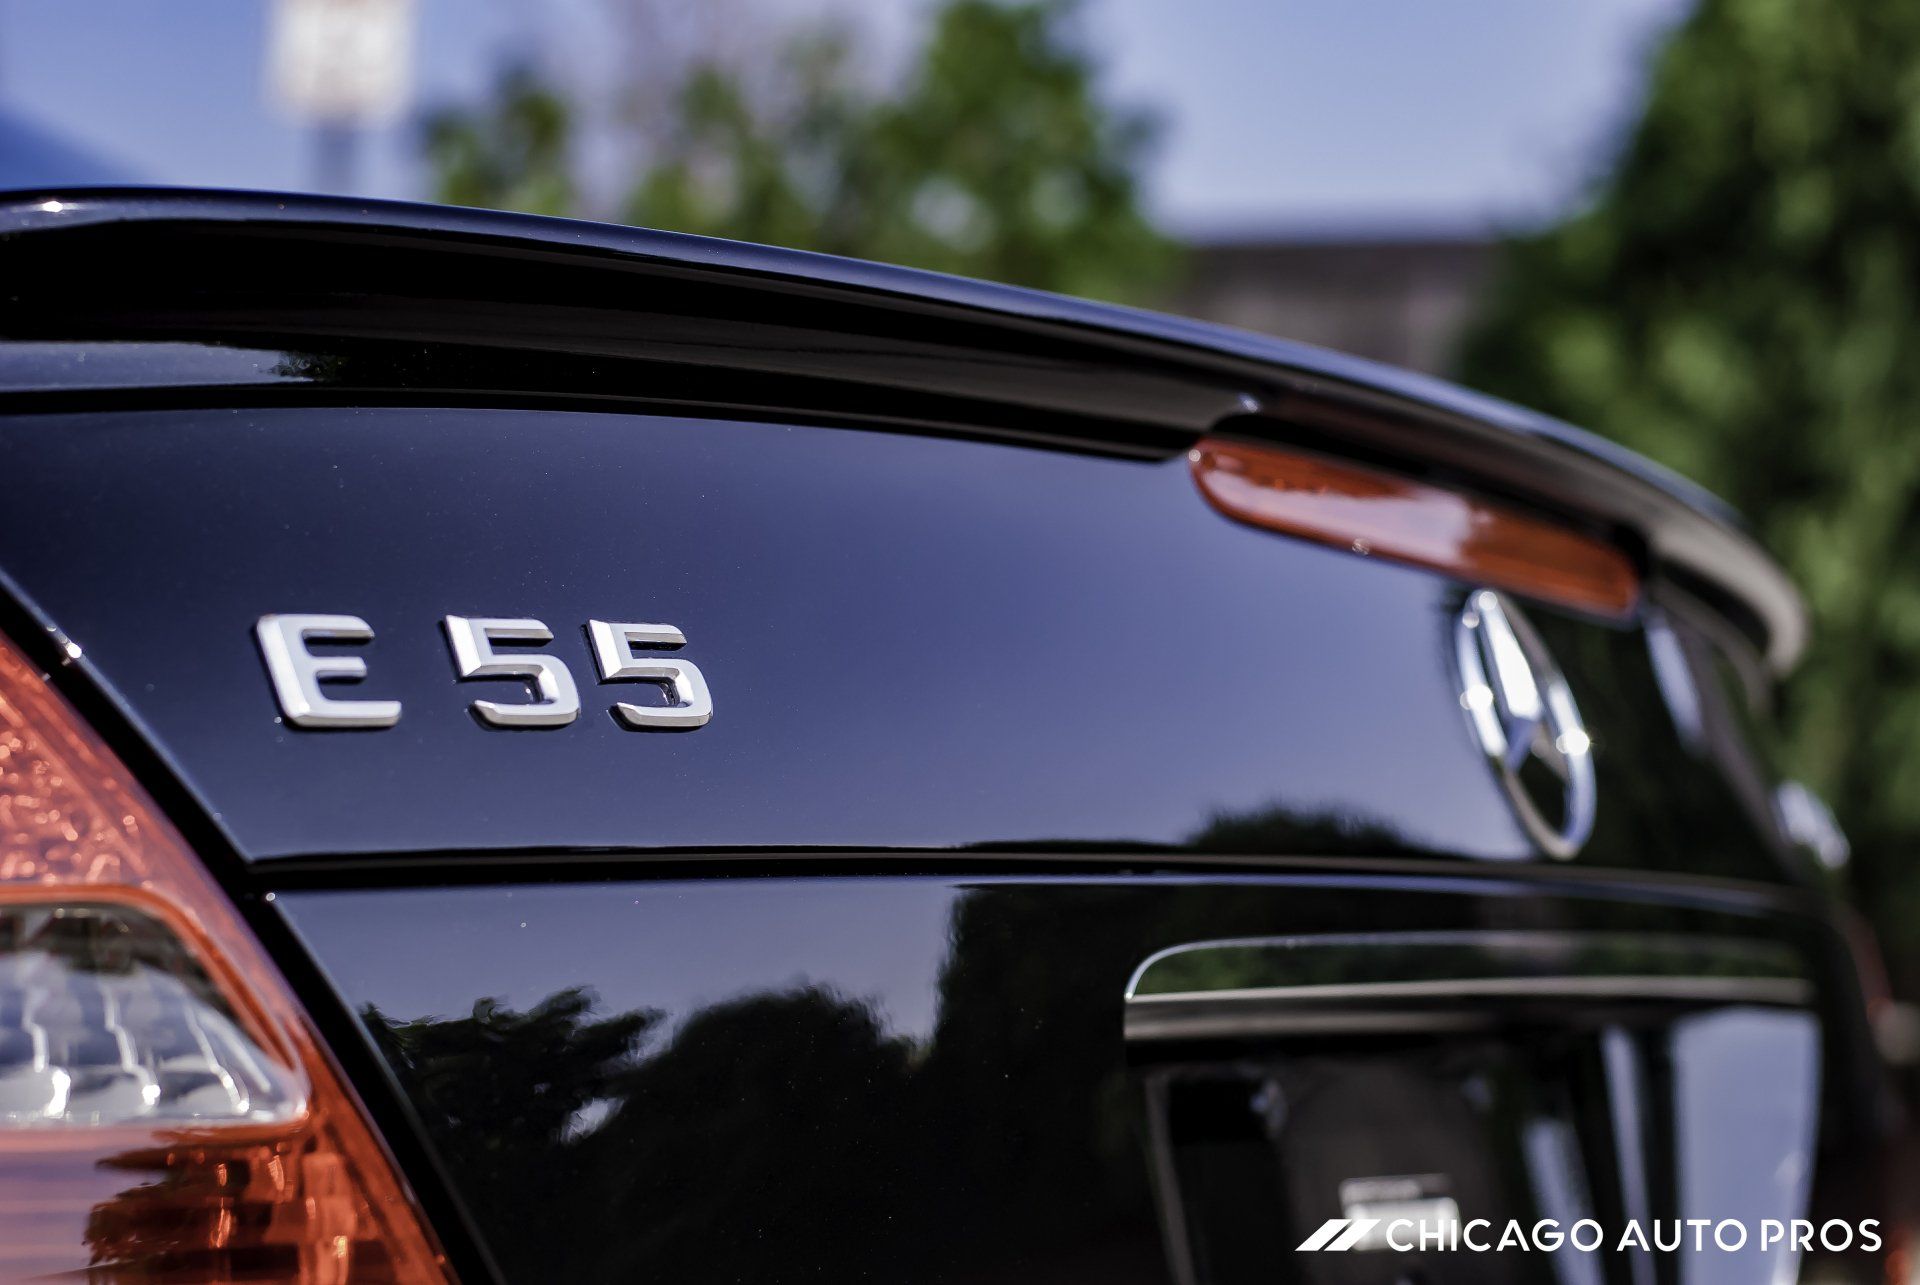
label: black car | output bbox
[0,189,1892,1283]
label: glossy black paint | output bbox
[0,190,1882,1283]
[0,189,1804,667]
[277,872,1884,1284]
[0,405,1788,877]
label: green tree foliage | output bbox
[1458,0,1920,972]
[423,0,1178,302]
[421,68,576,216]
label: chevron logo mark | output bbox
[1296,1218,1381,1252]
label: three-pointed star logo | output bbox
[1455,590,1595,859]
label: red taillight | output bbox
[1189,437,1641,619]
[0,631,450,1281]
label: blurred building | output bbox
[1170,234,1496,376]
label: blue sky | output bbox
[0,0,1690,237]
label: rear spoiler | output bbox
[0,188,1805,673]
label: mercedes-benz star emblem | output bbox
[1454,589,1595,860]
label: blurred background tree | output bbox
[421,67,576,216]
[1460,0,1920,986]
[422,0,1178,304]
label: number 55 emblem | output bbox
[254,613,713,731]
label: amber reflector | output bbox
[0,631,451,1282]
[1190,438,1640,618]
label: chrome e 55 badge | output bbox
[254,614,712,731]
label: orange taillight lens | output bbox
[1190,437,1640,618]
[0,631,451,1282]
